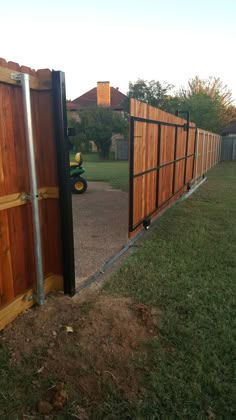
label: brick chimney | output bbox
[97,81,111,107]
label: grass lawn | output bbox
[70,152,129,191]
[0,162,235,418]
[101,162,236,418]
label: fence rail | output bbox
[129,99,221,236]
[0,58,74,330]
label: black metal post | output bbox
[52,71,75,295]
[172,126,178,194]
[129,117,135,233]
[155,124,161,208]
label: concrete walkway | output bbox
[72,182,128,288]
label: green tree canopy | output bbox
[127,79,174,109]
[71,108,128,160]
[174,76,236,132]
[127,76,236,133]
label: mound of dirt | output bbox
[0,292,161,414]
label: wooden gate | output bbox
[0,59,75,330]
[128,99,220,236]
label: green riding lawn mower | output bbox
[70,153,87,194]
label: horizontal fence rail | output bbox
[129,99,221,236]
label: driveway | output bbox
[72,182,128,288]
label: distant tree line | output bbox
[69,76,236,160]
[126,76,236,133]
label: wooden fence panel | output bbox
[186,127,196,183]
[129,99,221,236]
[129,99,196,236]
[0,60,74,330]
[195,130,221,179]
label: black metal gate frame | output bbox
[129,116,197,233]
[52,71,75,295]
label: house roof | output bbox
[70,86,127,110]
[221,120,236,135]
[67,100,78,110]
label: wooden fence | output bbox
[129,99,221,236]
[194,129,221,178]
[220,136,236,160]
[0,59,74,330]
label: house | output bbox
[221,119,236,137]
[221,120,236,160]
[68,81,127,113]
[67,82,128,154]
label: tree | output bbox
[72,108,128,160]
[125,76,236,132]
[67,113,89,152]
[127,79,174,109]
[175,76,236,132]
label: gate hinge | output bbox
[11,73,23,83]
[23,293,34,302]
[21,193,32,202]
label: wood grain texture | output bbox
[0,60,64,324]
[0,274,63,331]
[196,130,221,175]
[0,188,59,211]
[0,64,51,90]
[129,99,220,236]
[7,205,35,296]
[0,211,14,307]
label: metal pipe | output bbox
[21,74,44,305]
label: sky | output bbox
[1,0,235,102]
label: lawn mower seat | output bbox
[69,152,83,167]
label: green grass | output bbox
[0,346,53,418]
[1,162,235,418]
[70,152,128,191]
[70,152,116,162]
[85,161,128,191]
[72,153,129,191]
[100,162,236,418]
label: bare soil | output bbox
[1,291,161,417]
[72,182,128,288]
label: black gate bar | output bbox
[129,116,135,233]
[52,71,75,295]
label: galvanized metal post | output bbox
[12,73,44,305]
